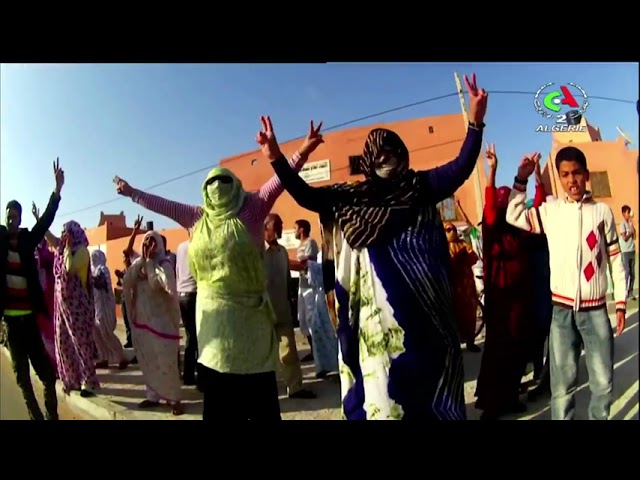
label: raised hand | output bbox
[143,237,157,260]
[516,152,541,182]
[54,157,65,195]
[256,115,282,161]
[31,202,40,220]
[113,175,134,197]
[133,214,144,231]
[534,155,543,184]
[299,120,324,157]
[463,73,488,125]
[485,142,498,170]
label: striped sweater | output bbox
[130,152,305,248]
[506,182,626,312]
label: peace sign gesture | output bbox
[133,215,144,231]
[31,202,41,220]
[256,115,282,161]
[53,157,65,195]
[300,121,324,157]
[485,142,498,170]
[463,73,488,125]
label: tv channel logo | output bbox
[534,82,589,133]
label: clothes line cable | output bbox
[56,90,636,218]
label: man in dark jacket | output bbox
[0,159,65,420]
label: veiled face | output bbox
[361,128,409,181]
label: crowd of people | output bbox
[0,73,634,421]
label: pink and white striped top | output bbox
[131,152,305,247]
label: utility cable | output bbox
[56,90,636,218]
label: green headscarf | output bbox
[189,167,248,284]
[188,167,277,374]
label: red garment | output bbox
[449,244,479,342]
[474,184,546,414]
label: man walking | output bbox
[292,219,319,362]
[176,230,198,385]
[619,205,636,301]
[264,214,315,399]
[0,159,65,420]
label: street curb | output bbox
[3,299,635,421]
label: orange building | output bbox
[540,117,638,245]
[87,114,637,307]
[220,113,487,255]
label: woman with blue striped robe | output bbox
[260,74,487,419]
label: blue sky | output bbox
[1,62,637,233]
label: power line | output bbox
[57,90,636,218]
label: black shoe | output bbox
[301,353,314,363]
[130,356,138,365]
[80,389,95,398]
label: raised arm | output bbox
[482,143,499,226]
[532,159,547,208]
[533,184,547,208]
[506,154,548,234]
[252,151,309,218]
[114,176,202,229]
[271,155,338,213]
[258,117,339,214]
[417,126,484,204]
[604,207,627,313]
[417,73,488,204]
[31,202,61,249]
[124,215,144,260]
[30,159,65,248]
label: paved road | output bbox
[0,354,85,420]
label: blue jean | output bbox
[549,305,614,420]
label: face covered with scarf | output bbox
[189,167,250,283]
[360,128,411,182]
[202,168,246,221]
[60,220,89,253]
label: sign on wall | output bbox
[280,229,301,250]
[299,159,331,184]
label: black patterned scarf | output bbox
[317,128,425,328]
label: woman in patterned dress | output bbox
[49,220,100,397]
[259,72,488,421]
[90,249,128,370]
[123,230,183,415]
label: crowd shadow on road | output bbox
[479,311,639,421]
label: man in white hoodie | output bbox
[505,146,626,420]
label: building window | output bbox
[589,171,612,198]
[349,155,364,175]
[428,126,434,134]
[251,159,258,166]
[437,196,458,221]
